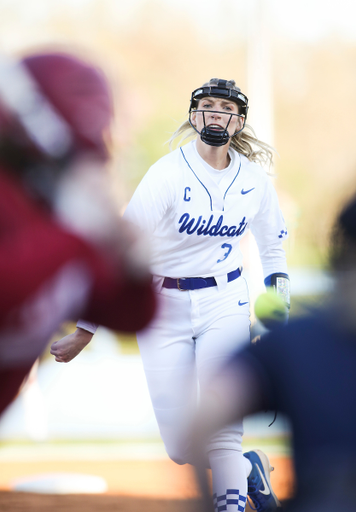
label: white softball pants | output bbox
[137,275,252,502]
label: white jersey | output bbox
[124,140,288,280]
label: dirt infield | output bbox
[0,456,294,511]
[1,492,201,512]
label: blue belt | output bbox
[162,268,241,291]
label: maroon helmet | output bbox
[0,51,113,168]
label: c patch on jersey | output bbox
[184,187,191,201]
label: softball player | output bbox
[123,78,289,511]
[54,78,289,511]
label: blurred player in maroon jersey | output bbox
[0,50,156,416]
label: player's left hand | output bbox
[50,328,93,362]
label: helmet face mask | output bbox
[188,79,248,147]
[191,109,243,147]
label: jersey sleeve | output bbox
[249,177,288,279]
[76,320,98,334]
[123,160,176,234]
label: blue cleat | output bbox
[243,450,281,511]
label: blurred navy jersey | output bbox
[232,309,356,480]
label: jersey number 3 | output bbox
[217,243,232,263]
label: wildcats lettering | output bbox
[178,213,247,238]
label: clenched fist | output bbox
[50,328,93,363]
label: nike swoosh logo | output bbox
[241,188,255,195]
[238,300,248,306]
[256,464,270,496]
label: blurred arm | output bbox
[52,158,157,333]
[0,170,156,336]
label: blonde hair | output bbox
[169,78,275,169]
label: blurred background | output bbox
[0,0,355,499]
